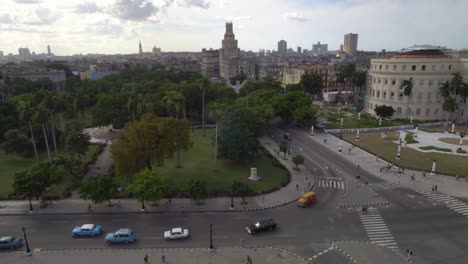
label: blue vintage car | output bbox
[104,229,136,244]
[0,237,23,250]
[72,224,103,237]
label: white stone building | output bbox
[365,45,468,121]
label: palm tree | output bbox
[17,100,38,161]
[442,96,457,125]
[33,106,52,164]
[41,91,63,157]
[401,78,414,119]
[162,90,185,118]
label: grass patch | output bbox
[343,132,468,176]
[457,149,467,154]
[119,129,289,197]
[419,146,452,152]
[0,144,100,199]
[420,126,465,133]
[439,138,468,145]
[405,132,419,144]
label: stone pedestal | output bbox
[248,167,262,181]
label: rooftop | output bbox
[393,45,448,59]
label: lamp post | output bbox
[287,138,291,156]
[209,224,214,250]
[414,125,418,138]
[22,226,31,256]
[452,122,456,134]
[396,141,402,160]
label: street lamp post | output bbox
[396,142,402,160]
[22,226,31,256]
[209,224,214,250]
[431,159,437,175]
[287,139,291,156]
[452,122,456,134]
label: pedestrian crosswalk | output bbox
[367,182,401,191]
[417,191,468,217]
[359,207,400,252]
[317,178,345,190]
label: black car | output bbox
[245,219,277,234]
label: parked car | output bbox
[104,229,136,244]
[0,237,23,249]
[72,224,103,237]
[297,192,317,207]
[164,227,189,240]
[245,219,277,234]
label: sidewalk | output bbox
[311,132,468,200]
[332,241,409,264]
[0,137,316,215]
[2,247,308,264]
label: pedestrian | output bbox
[296,184,299,190]
[357,164,360,169]
[365,181,368,186]
[169,198,171,204]
[88,204,92,213]
[308,182,311,188]
[435,185,438,191]
[117,200,121,207]
[423,172,426,177]
[241,238,245,248]
[456,174,459,181]
[431,186,435,192]
[247,255,252,264]
[305,177,308,181]
[402,168,405,174]
[161,253,165,263]
[348,148,351,154]
[376,156,379,162]
[144,254,149,264]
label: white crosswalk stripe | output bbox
[359,208,400,253]
[317,178,345,190]
[367,181,401,191]
[417,191,468,218]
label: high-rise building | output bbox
[340,44,344,52]
[278,40,287,54]
[139,40,143,54]
[343,33,358,55]
[297,46,302,54]
[47,44,51,55]
[18,47,31,58]
[312,41,328,54]
[219,22,256,81]
[201,48,220,78]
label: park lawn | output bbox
[438,138,468,145]
[149,129,289,196]
[421,126,466,133]
[343,132,468,176]
[0,144,100,199]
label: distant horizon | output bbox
[1,0,467,55]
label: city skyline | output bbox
[1,0,468,55]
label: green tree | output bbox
[79,174,118,206]
[111,114,173,176]
[91,94,129,129]
[163,90,186,118]
[0,129,32,157]
[232,181,254,204]
[182,179,207,204]
[272,92,310,121]
[127,169,168,210]
[17,99,38,160]
[374,105,395,119]
[292,106,317,127]
[442,96,457,124]
[166,118,193,168]
[0,100,19,143]
[218,108,258,164]
[299,73,323,95]
[279,141,288,158]
[401,78,414,119]
[33,105,52,164]
[65,130,90,162]
[12,171,41,211]
[292,154,305,168]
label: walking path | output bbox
[1,247,307,264]
[0,137,316,215]
[310,132,468,200]
[332,241,409,264]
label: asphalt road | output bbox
[3,126,468,264]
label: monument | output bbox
[248,167,262,181]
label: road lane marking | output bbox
[276,235,297,237]
[111,219,129,222]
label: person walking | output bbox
[456,174,459,181]
[435,185,438,191]
[144,254,149,264]
[88,204,92,213]
[161,253,165,263]
[241,238,245,248]
[247,256,253,264]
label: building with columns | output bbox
[365,45,468,121]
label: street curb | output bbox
[336,201,389,208]
[28,246,309,263]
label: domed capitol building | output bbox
[366,45,468,121]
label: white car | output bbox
[164,227,189,240]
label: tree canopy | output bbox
[79,174,118,205]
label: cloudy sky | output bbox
[0,0,467,55]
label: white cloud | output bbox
[22,8,62,25]
[14,0,41,4]
[74,2,103,14]
[176,0,211,9]
[282,12,308,22]
[0,14,13,23]
[112,0,159,21]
